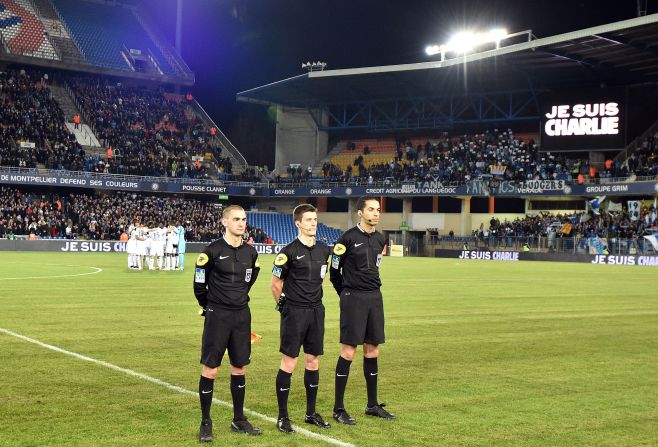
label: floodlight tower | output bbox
[174,0,183,93]
[302,61,328,72]
[175,0,183,54]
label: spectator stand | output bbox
[0,185,275,242]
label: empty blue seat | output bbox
[247,212,342,244]
[52,0,176,74]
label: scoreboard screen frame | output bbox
[539,88,627,152]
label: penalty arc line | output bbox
[0,266,103,281]
[0,327,357,447]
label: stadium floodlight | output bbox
[488,28,508,44]
[302,61,327,72]
[425,45,441,56]
[425,27,526,61]
[444,31,480,54]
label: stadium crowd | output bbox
[311,129,658,185]
[0,67,243,181]
[0,68,87,172]
[0,187,271,243]
[2,67,656,189]
[476,205,657,242]
[625,134,658,178]
[67,76,221,179]
[0,186,67,239]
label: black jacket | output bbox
[330,225,386,294]
[272,238,330,306]
[193,237,260,310]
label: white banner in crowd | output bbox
[607,201,622,213]
[644,235,658,251]
[627,200,641,221]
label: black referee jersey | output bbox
[329,225,387,295]
[193,237,260,310]
[272,238,331,306]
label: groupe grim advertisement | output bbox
[540,88,626,151]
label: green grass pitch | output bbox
[1,252,657,447]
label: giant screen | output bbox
[540,88,626,151]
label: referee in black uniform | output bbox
[270,204,332,433]
[330,196,395,424]
[194,205,262,442]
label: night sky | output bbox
[143,0,653,165]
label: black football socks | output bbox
[199,375,214,421]
[364,357,378,408]
[304,369,319,415]
[276,369,292,419]
[230,374,246,421]
[334,356,352,411]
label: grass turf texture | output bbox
[0,252,657,447]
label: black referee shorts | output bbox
[339,289,385,346]
[279,303,325,358]
[200,305,251,368]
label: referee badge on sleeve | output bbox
[331,255,340,269]
[272,266,283,278]
[376,254,383,267]
[196,253,209,266]
[320,264,327,278]
[333,243,346,255]
[274,253,288,266]
[194,267,206,283]
[245,268,253,282]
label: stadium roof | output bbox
[237,13,658,107]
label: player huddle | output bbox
[193,197,393,443]
[126,222,187,271]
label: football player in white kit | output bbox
[164,224,178,270]
[144,226,154,270]
[135,223,147,270]
[151,223,167,270]
[127,222,139,269]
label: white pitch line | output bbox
[0,266,103,281]
[0,327,357,447]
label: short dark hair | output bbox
[293,203,317,222]
[356,196,380,212]
[222,205,245,219]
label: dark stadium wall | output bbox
[327,198,349,213]
[627,85,658,142]
[274,107,329,173]
[231,103,276,168]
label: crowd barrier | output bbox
[2,166,658,197]
[435,249,658,266]
[4,240,656,265]
[0,240,286,255]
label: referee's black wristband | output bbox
[275,295,286,312]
